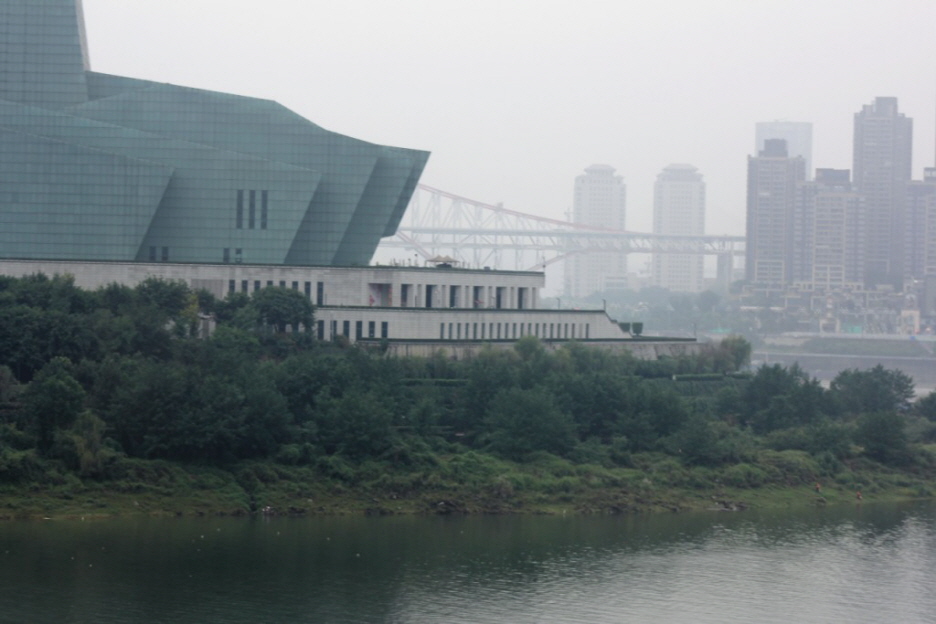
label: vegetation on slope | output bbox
[1,274,936,518]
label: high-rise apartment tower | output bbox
[652,164,705,292]
[756,122,813,180]
[745,140,806,285]
[853,97,912,287]
[564,164,627,298]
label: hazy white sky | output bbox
[83,0,936,237]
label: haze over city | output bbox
[83,0,936,236]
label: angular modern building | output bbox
[0,0,429,267]
[0,1,700,356]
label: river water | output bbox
[2,503,935,623]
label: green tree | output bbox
[854,411,909,465]
[484,386,576,459]
[914,390,936,422]
[830,365,915,416]
[22,357,85,453]
[250,287,314,333]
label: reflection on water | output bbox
[1,503,934,623]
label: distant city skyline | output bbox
[79,1,936,240]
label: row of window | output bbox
[440,321,588,341]
[317,320,389,340]
[236,189,268,230]
[227,279,325,305]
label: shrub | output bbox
[723,463,769,488]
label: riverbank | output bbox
[2,449,933,520]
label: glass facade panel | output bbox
[0,1,428,267]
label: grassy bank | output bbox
[3,447,933,520]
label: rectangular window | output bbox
[355,321,363,340]
[292,281,299,291]
[236,190,244,229]
[223,248,230,263]
[448,323,453,339]
[279,280,286,288]
[343,320,350,337]
[304,282,312,298]
[473,323,478,339]
[316,282,324,305]
[234,248,242,264]
[254,280,261,292]
[317,320,324,340]
[249,190,256,229]
[241,280,248,293]
[512,323,517,338]
[228,280,236,294]
[267,280,273,287]
[368,321,376,338]
[161,247,169,262]
[330,320,337,339]
[261,190,268,230]
[381,322,388,338]
[456,324,461,340]
[149,246,157,262]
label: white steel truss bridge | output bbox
[378,184,745,272]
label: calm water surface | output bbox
[1,502,934,623]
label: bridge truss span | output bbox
[380,184,745,272]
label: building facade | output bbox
[564,164,627,298]
[0,0,428,268]
[745,139,806,285]
[651,164,705,292]
[755,121,813,180]
[801,169,864,289]
[0,2,699,355]
[853,97,913,288]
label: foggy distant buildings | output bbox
[564,164,627,298]
[756,121,813,180]
[853,97,913,287]
[747,97,936,297]
[745,139,806,284]
[652,164,705,292]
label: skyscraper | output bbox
[852,97,913,287]
[652,164,705,292]
[745,139,806,285]
[756,122,813,180]
[801,169,864,289]
[564,164,627,298]
[904,168,936,282]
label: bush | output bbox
[723,463,770,488]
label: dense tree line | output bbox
[1,273,935,485]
